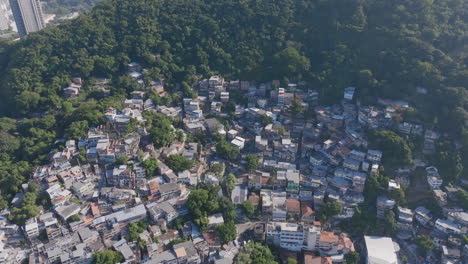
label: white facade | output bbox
[426,166,443,189]
[10,0,44,36]
[364,236,399,264]
[266,222,319,252]
[434,219,461,235]
[231,136,245,149]
[427,175,443,189]
[24,217,39,238]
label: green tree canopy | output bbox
[318,201,343,222]
[415,235,435,256]
[273,47,310,78]
[92,250,124,264]
[142,159,158,177]
[368,130,413,167]
[245,154,259,171]
[241,200,255,218]
[216,221,236,243]
[165,154,194,172]
[216,141,240,161]
[235,242,278,264]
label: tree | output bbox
[127,221,147,242]
[0,131,20,154]
[433,140,463,183]
[216,141,240,161]
[9,204,39,225]
[415,235,435,255]
[92,250,124,264]
[226,173,236,193]
[66,120,89,140]
[8,186,39,225]
[242,200,255,217]
[286,258,297,264]
[259,115,273,126]
[0,117,17,131]
[208,163,225,177]
[273,47,310,78]
[363,173,389,203]
[236,242,278,264]
[0,196,7,210]
[344,252,360,264]
[165,154,194,172]
[142,159,158,177]
[318,201,343,222]
[151,126,175,148]
[15,91,41,114]
[290,97,305,117]
[457,190,468,210]
[245,154,259,171]
[216,221,236,243]
[384,211,397,236]
[368,130,412,167]
[147,113,175,148]
[67,214,81,223]
[390,188,406,206]
[115,155,129,165]
[187,187,220,229]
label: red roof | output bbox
[301,201,315,217]
[286,199,300,212]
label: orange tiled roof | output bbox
[286,199,300,212]
[148,182,159,190]
[301,201,315,217]
[319,231,338,243]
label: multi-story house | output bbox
[414,206,432,226]
[286,170,300,194]
[397,207,414,232]
[376,196,395,219]
[426,166,443,189]
[366,149,383,163]
[318,231,339,256]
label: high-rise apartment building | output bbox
[9,0,44,36]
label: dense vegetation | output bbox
[0,0,468,212]
[44,0,101,15]
[235,242,278,264]
[186,185,236,233]
[92,250,124,264]
[165,154,194,172]
[368,130,413,168]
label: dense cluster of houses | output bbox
[1,64,467,264]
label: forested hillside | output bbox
[43,0,101,15]
[0,0,468,205]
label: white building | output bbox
[426,166,443,189]
[277,88,285,107]
[10,0,45,37]
[414,206,431,226]
[231,136,245,150]
[344,87,355,101]
[266,222,319,252]
[434,219,461,235]
[364,236,399,264]
[207,213,224,228]
[24,217,39,238]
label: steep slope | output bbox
[0,0,467,171]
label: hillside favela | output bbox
[0,1,467,264]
